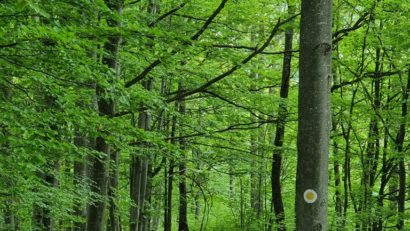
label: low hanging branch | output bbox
[125,0,229,88]
[166,13,301,103]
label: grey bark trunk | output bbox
[86,1,122,230]
[295,0,332,230]
[130,78,152,231]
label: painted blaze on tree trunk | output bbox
[296,0,332,230]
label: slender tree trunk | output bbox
[268,3,294,231]
[130,153,142,231]
[341,88,358,225]
[396,67,409,230]
[249,111,259,215]
[107,150,120,231]
[73,135,89,231]
[164,158,174,231]
[333,125,343,228]
[375,124,390,231]
[87,1,122,230]
[240,178,244,229]
[178,83,189,231]
[295,0,332,230]
[164,113,176,231]
[130,79,152,231]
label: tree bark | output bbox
[295,0,332,230]
[396,67,409,230]
[178,83,189,231]
[73,135,89,231]
[164,113,177,231]
[107,150,120,231]
[86,1,122,230]
[268,3,294,231]
[130,79,152,231]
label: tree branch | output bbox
[203,90,271,119]
[165,118,278,141]
[331,71,400,92]
[125,0,229,88]
[333,12,370,44]
[211,44,299,55]
[0,42,18,48]
[148,3,186,27]
[166,13,300,102]
[190,0,228,40]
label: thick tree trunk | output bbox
[295,0,332,230]
[87,135,110,231]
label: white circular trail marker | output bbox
[303,189,318,203]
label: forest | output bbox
[0,0,409,230]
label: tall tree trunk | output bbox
[73,135,89,231]
[249,111,259,216]
[86,1,122,230]
[248,27,262,220]
[130,79,152,231]
[178,83,189,231]
[341,88,358,226]
[295,0,332,230]
[164,113,177,231]
[396,67,409,230]
[362,47,381,230]
[268,3,294,231]
[164,159,175,231]
[107,150,120,231]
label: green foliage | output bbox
[0,0,409,230]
